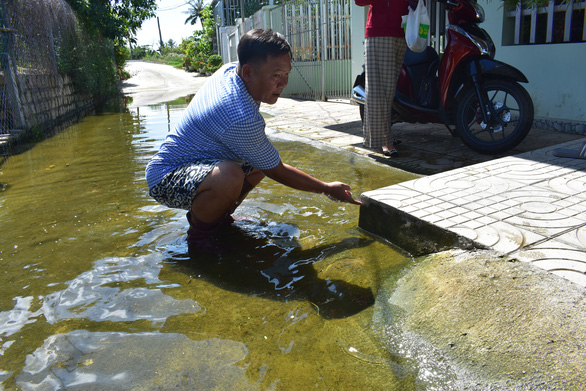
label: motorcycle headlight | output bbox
[448,25,494,56]
[473,3,485,23]
[472,33,493,56]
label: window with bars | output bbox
[503,0,586,45]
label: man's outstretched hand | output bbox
[324,182,362,205]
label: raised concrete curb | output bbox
[360,138,586,286]
[264,97,586,287]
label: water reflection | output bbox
[40,253,199,325]
[0,296,39,337]
[16,330,256,390]
[0,100,419,390]
[172,218,375,319]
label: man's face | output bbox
[242,53,291,105]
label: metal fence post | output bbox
[320,0,326,101]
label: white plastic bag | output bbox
[402,0,430,53]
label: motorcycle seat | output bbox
[404,47,439,67]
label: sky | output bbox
[134,0,202,48]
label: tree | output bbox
[183,0,219,26]
[183,5,221,73]
[65,0,157,44]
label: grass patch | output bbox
[142,53,186,69]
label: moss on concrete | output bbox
[376,250,586,389]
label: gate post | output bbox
[319,0,326,101]
[350,2,366,82]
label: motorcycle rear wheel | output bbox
[456,79,534,154]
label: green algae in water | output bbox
[0,102,420,389]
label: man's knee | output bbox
[204,161,246,198]
[217,161,246,182]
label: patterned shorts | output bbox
[149,159,254,210]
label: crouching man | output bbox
[145,29,361,251]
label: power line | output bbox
[158,1,189,12]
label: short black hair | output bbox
[237,29,291,67]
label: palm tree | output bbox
[184,0,220,26]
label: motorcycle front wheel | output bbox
[456,79,534,154]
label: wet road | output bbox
[122,60,209,107]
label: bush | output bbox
[55,25,119,99]
[164,53,186,69]
[182,55,192,69]
[130,45,155,60]
[207,54,223,73]
[114,44,131,78]
[180,6,218,74]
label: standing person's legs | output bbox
[363,37,393,150]
[383,37,407,156]
[363,37,407,154]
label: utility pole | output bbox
[157,17,164,53]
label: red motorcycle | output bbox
[351,0,534,154]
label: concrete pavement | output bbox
[263,97,586,287]
[263,97,585,175]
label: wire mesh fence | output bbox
[0,0,18,138]
[0,0,100,150]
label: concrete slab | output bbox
[360,138,586,286]
[264,98,586,175]
[263,97,586,287]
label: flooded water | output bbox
[0,98,422,390]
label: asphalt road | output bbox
[121,60,209,107]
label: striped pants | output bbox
[363,36,407,149]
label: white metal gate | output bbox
[274,0,352,100]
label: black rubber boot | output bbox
[186,212,223,253]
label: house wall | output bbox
[350,3,367,83]
[480,0,586,128]
[218,1,584,128]
[222,1,354,101]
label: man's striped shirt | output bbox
[145,62,281,190]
